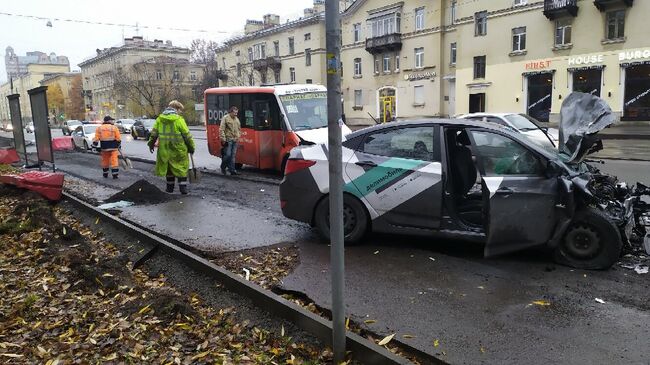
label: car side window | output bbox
[361,126,436,161]
[469,130,544,176]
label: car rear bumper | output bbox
[279,169,324,225]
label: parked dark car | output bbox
[279,93,650,270]
[131,119,155,140]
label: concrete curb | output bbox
[62,192,418,365]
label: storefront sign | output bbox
[568,54,604,66]
[404,71,436,81]
[619,49,650,62]
[525,60,552,70]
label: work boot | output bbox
[221,167,227,175]
[178,177,188,195]
[102,168,109,178]
[112,168,119,179]
[166,176,175,193]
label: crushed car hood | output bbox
[559,92,617,163]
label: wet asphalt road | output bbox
[2,134,650,364]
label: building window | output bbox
[370,12,401,37]
[450,42,457,65]
[415,7,425,31]
[354,58,362,76]
[274,41,280,56]
[374,55,380,73]
[555,19,572,46]
[290,67,296,83]
[354,89,363,107]
[383,54,391,72]
[173,70,180,81]
[450,1,457,24]
[190,71,197,81]
[237,63,242,77]
[288,37,295,55]
[305,33,311,41]
[415,47,424,69]
[252,43,266,60]
[414,85,424,105]
[474,56,486,79]
[305,49,312,66]
[260,72,267,84]
[156,70,162,80]
[475,11,487,36]
[353,23,361,42]
[306,79,313,84]
[607,10,625,40]
[274,70,281,83]
[512,27,526,52]
[395,54,400,71]
[235,50,240,57]
[248,47,253,62]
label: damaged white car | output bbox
[280,92,650,269]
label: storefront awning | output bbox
[621,60,650,68]
[522,70,556,76]
[568,65,606,72]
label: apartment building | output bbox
[453,0,648,122]
[341,0,457,125]
[79,37,204,120]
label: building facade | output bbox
[0,63,71,125]
[453,0,649,122]
[4,46,70,81]
[79,37,204,120]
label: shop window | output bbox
[512,27,526,52]
[305,49,312,66]
[383,54,391,73]
[354,90,363,107]
[473,56,486,79]
[555,19,572,46]
[606,10,625,40]
[475,11,487,36]
[354,58,362,76]
[353,23,361,42]
[414,85,425,105]
[290,67,296,83]
[572,69,602,96]
[450,42,457,65]
[415,47,424,69]
[288,37,295,55]
[415,7,425,31]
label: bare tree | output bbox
[112,56,191,117]
[190,39,222,93]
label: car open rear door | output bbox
[468,130,558,256]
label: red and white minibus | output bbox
[204,84,351,172]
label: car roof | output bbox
[345,118,558,160]
[459,113,516,118]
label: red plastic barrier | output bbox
[52,136,74,151]
[0,171,64,201]
[0,148,20,164]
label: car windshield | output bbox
[279,92,328,131]
[68,120,81,126]
[504,114,541,131]
[83,125,98,134]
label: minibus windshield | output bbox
[279,92,328,131]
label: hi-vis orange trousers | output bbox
[101,150,119,178]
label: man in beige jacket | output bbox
[219,106,241,175]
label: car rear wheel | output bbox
[83,140,89,150]
[314,194,369,244]
[554,207,622,269]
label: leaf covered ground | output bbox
[0,185,336,364]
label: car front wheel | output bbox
[314,194,369,244]
[83,140,89,150]
[554,207,622,270]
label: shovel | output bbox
[188,154,200,183]
[118,149,133,170]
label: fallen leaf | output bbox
[373,251,379,255]
[480,346,486,353]
[95,217,100,225]
[281,325,285,337]
[191,351,210,360]
[433,339,440,347]
[377,333,395,346]
[364,320,377,325]
[532,300,551,306]
[1,354,24,358]
[402,334,415,339]
[345,317,350,329]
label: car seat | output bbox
[450,131,483,226]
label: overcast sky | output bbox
[0,0,314,83]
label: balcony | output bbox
[365,33,402,55]
[215,69,228,81]
[253,56,282,71]
[594,0,633,11]
[543,0,578,20]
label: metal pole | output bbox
[325,0,345,363]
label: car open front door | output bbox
[468,130,558,256]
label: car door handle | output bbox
[355,161,377,167]
[495,187,514,195]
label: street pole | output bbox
[325,0,345,363]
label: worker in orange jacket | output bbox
[93,116,122,179]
